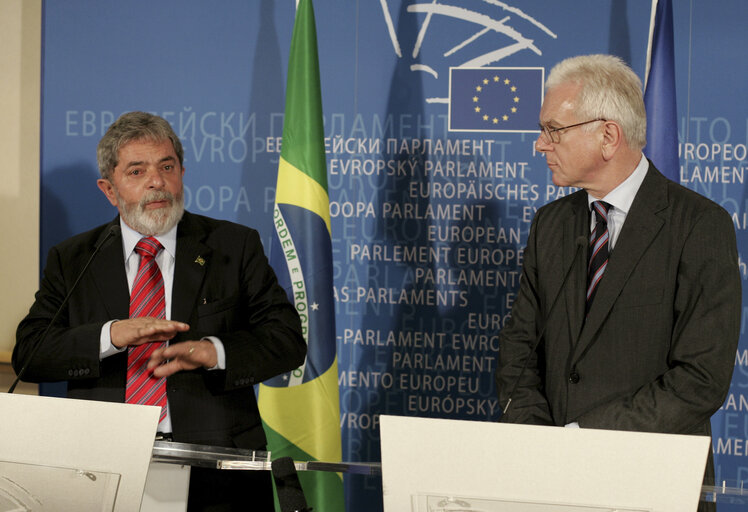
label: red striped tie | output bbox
[586,201,611,315]
[126,237,167,422]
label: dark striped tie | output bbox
[586,201,611,314]
[125,237,167,422]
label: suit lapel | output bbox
[91,220,130,319]
[172,213,211,323]
[574,164,668,359]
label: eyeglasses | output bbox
[538,118,606,144]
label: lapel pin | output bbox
[194,255,206,266]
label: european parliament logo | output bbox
[449,67,544,133]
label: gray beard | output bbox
[118,189,184,236]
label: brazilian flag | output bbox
[258,0,344,510]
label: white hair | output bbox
[545,54,647,150]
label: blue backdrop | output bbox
[39,1,748,510]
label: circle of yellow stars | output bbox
[472,75,519,125]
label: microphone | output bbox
[271,457,312,512]
[502,234,587,415]
[9,224,121,393]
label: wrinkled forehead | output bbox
[117,137,176,159]
[114,138,179,170]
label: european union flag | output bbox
[449,67,544,133]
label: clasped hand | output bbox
[110,317,218,377]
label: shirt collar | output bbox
[587,153,649,214]
[119,218,178,260]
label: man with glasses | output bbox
[495,55,739,504]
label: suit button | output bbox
[569,371,580,384]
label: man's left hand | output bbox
[147,340,218,377]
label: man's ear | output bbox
[600,120,623,161]
[97,179,119,207]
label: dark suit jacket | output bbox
[14,211,306,450]
[496,163,740,476]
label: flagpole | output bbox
[645,0,658,87]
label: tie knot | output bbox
[592,201,611,223]
[135,237,163,259]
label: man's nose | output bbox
[535,133,552,153]
[146,168,166,188]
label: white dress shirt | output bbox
[587,153,650,250]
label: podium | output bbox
[1,394,746,511]
[151,438,748,510]
[379,415,712,512]
[0,393,380,511]
[140,421,748,512]
[0,393,159,511]
[380,416,710,512]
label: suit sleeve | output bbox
[496,211,554,425]
[201,229,306,392]
[576,206,741,433]
[13,245,105,382]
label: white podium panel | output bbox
[0,393,159,511]
[380,415,709,512]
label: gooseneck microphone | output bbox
[8,224,121,393]
[502,234,587,415]
[271,457,312,512]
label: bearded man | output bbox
[13,111,306,511]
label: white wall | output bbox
[0,0,41,394]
